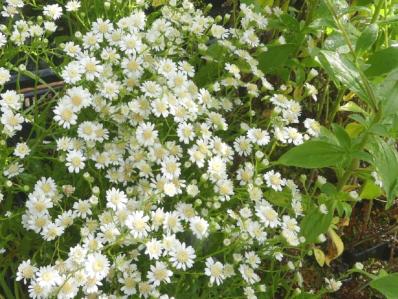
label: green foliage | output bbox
[278,140,347,168]
[370,273,398,299]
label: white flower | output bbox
[136,122,158,147]
[16,260,37,283]
[106,187,127,211]
[247,128,270,146]
[0,67,10,85]
[65,0,81,12]
[325,277,342,292]
[43,4,63,20]
[204,258,224,286]
[264,170,286,192]
[319,204,328,214]
[145,238,163,260]
[177,122,195,144]
[255,202,280,228]
[147,261,173,287]
[239,264,260,285]
[189,216,209,239]
[85,253,110,280]
[304,118,321,137]
[65,150,86,173]
[169,242,196,270]
[53,103,77,128]
[163,182,177,197]
[36,265,62,288]
[14,142,30,158]
[125,211,150,239]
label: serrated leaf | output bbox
[278,140,346,169]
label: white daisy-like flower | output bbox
[264,170,286,191]
[43,4,63,20]
[189,216,209,239]
[65,0,81,12]
[255,202,280,228]
[145,238,163,260]
[247,128,270,146]
[147,261,173,287]
[204,257,224,286]
[85,252,110,280]
[14,142,30,158]
[65,150,86,173]
[36,265,62,288]
[125,211,150,239]
[169,242,196,270]
[136,122,158,147]
[106,187,128,211]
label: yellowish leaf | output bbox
[325,228,344,266]
[313,248,326,267]
[152,0,168,7]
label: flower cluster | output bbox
[6,0,332,298]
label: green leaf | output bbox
[370,273,398,299]
[292,293,320,299]
[257,44,297,74]
[278,140,346,168]
[360,180,383,200]
[301,201,335,243]
[264,188,291,208]
[375,70,398,117]
[332,123,351,150]
[355,24,378,55]
[317,50,370,105]
[365,47,398,77]
[368,138,398,208]
[194,61,220,88]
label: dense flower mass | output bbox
[7,1,317,297]
[2,0,396,298]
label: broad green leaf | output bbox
[241,0,273,9]
[332,123,351,149]
[355,24,378,55]
[365,47,398,77]
[375,70,398,117]
[370,273,398,299]
[300,201,335,243]
[292,293,320,299]
[264,188,291,208]
[317,50,371,105]
[194,61,220,88]
[368,138,398,208]
[360,180,383,200]
[345,122,364,138]
[278,140,346,168]
[257,44,297,74]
